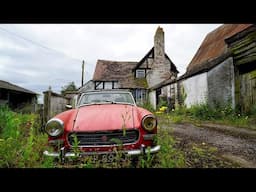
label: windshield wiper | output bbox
[101,100,116,104]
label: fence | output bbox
[42,90,71,126]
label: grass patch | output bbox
[154,128,185,168]
[163,104,256,130]
[0,106,54,168]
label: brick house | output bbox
[79,27,179,106]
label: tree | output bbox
[61,81,77,95]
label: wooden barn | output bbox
[0,80,37,112]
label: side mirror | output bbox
[65,104,72,109]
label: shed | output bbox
[0,80,37,111]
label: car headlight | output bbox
[45,118,64,137]
[142,115,157,131]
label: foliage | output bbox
[165,103,256,129]
[157,97,168,109]
[154,128,185,168]
[138,101,155,112]
[0,106,54,168]
[61,81,77,95]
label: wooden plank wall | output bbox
[43,90,70,125]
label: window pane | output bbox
[113,82,118,89]
[95,82,103,89]
[136,69,145,78]
[105,82,112,89]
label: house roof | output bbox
[185,24,253,78]
[151,78,177,90]
[93,59,148,89]
[132,47,179,73]
[0,80,37,95]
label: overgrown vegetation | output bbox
[153,128,185,168]
[1,104,244,168]
[165,103,256,130]
[0,106,54,168]
[138,100,155,112]
[55,127,186,168]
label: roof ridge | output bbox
[97,59,137,63]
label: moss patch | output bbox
[134,78,148,88]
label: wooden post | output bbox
[82,60,85,87]
[47,86,52,120]
[43,86,52,126]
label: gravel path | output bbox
[160,121,256,168]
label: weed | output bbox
[165,103,256,129]
[155,128,185,168]
[0,106,53,168]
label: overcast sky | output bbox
[0,24,222,103]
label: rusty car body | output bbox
[43,90,160,162]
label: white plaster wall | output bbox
[149,90,157,110]
[182,72,208,107]
[167,85,171,98]
[79,80,95,92]
[207,57,235,108]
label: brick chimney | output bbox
[154,26,165,60]
[147,26,171,88]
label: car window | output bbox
[78,92,135,106]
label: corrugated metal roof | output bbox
[186,24,253,75]
[93,59,148,89]
[0,80,37,95]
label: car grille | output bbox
[68,129,139,146]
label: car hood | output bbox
[72,104,139,132]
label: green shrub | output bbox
[138,101,155,112]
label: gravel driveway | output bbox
[159,118,256,168]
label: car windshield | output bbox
[78,92,136,106]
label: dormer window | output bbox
[136,69,145,78]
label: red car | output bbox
[43,90,160,162]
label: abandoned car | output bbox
[43,90,160,161]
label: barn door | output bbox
[240,69,256,113]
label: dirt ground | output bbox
[159,117,256,168]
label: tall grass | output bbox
[154,128,185,168]
[0,106,53,168]
[167,103,256,129]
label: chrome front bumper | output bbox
[43,145,161,158]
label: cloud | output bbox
[0,24,222,104]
